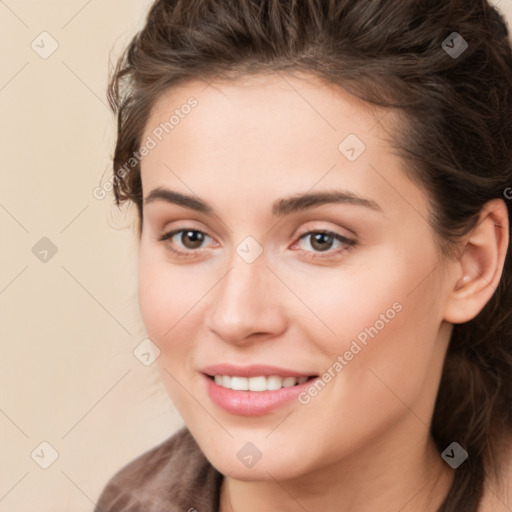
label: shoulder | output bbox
[94,426,223,512]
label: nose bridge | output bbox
[207,245,283,342]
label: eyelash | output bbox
[156,228,357,260]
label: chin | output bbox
[199,439,311,482]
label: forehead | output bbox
[139,72,430,223]
[143,72,381,150]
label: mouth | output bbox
[200,364,319,416]
[204,374,317,391]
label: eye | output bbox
[157,227,356,260]
[157,228,213,258]
[292,230,356,259]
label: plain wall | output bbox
[1,1,511,510]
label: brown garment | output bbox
[94,426,224,512]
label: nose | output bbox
[205,252,287,346]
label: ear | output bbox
[443,199,509,324]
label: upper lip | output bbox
[201,363,317,378]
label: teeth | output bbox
[282,377,297,387]
[231,376,249,391]
[248,376,266,391]
[212,375,311,391]
[267,375,282,391]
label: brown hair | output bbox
[106,1,512,510]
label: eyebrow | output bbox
[143,187,382,216]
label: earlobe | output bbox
[444,199,509,324]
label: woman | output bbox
[95,1,512,510]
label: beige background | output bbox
[1,1,511,510]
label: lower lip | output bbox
[203,374,317,416]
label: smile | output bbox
[211,375,313,391]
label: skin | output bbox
[136,72,509,511]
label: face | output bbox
[137,72,454,482]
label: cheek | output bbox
[137,262,168,343]
[282,256,413,353]
[137,248,197,351]
[137,252,204,410]
[137,237,200,327]
[298,247,444,397]
[287,268,444,466]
